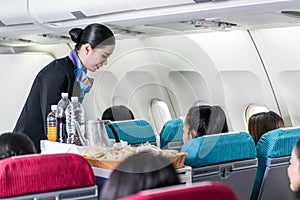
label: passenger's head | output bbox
[101,105,135,121]
[288,138,300,194]
[100,152,180,200]
[69,23,115,72]
[248,111,285,144]
[182,105,228,142]
[0,132,37,160]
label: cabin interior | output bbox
[2,0,300,134]
[1,0,300,199]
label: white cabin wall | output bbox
[186,30,279,131]
[84,34,227,133]
[0,53,53,133]
[85,29,286,132]
[84,38,178,132]
[250,26,300,127]
[0,43,70,133]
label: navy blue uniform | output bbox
[14,56,80,152]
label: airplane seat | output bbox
[160,117,183,150]
[105,119,157,145]
[0,153,97,200]
[252,127,300,200]
[180,132,257,200]
[118,181,238,200]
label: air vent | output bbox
[71,11,87,19]
[191,19,237,29]
[40,33,70,40]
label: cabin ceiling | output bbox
[0,0,300,45]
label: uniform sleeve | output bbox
[38,62,71,134]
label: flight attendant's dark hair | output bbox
[69,23,115,50]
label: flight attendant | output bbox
[14,23,115,152]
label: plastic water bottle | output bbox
[56,93,70,143]
[47,105,57,142]
[65,96,85,145]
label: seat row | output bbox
[162,118,300,200]
[105,118,300,200]
[1,118,299,199]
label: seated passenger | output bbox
[182,105,228,142]
[288,138,300,199]
[0,132,37,160]
[248,111,285,144]
[100,152,179,200]
[101,105,135,121]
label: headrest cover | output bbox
[106,120,156,144]
[180,132,256,167]
[0,153,95,198]
[160,118,183,148]
[251,127,300,200]
[257,127,300,159]
[118,182,238,200]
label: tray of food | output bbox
[82,143,187,170]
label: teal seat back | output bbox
[251,127,300,200]
[180,132,256,167]
[105,120,157,144]
[160,118,183,148]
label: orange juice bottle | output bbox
[47,105,57,142]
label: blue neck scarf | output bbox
[69,50,94,98]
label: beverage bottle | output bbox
[65,96,85,145]
[56,93,70,143]
[47,105,57,142]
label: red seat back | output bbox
[119,182,238,200]
[0,153,95,198]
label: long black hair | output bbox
[100,152,180,200]
[69,23,115,50]
[248,111,285,144]
[101,105,135,121]
[186,105,228,138]
[0,132,37,160]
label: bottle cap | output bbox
[61,93,69,98]
[51,105,57,110]
[71,96,78,102]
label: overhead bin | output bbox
[0,0,43,38]
[28,0,197,24]
[26,0,299,29]
[28,0,133,24]
[0,0,33,26]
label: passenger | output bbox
[14,23,115,152]
[0,132,37,160]
[182,105,228,142]
[248,111,285,144]
[101,105,135,121]
[288,138,300,199]
[100,152,180,200]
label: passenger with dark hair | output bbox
[182,105,228,142]
[248,111,285,144]
[288,138,300,199]
[100,152,179,200]
[0,132,37,160]
[14,23,115,152]
[101,105,135,121]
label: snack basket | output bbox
[84,152,187,170]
